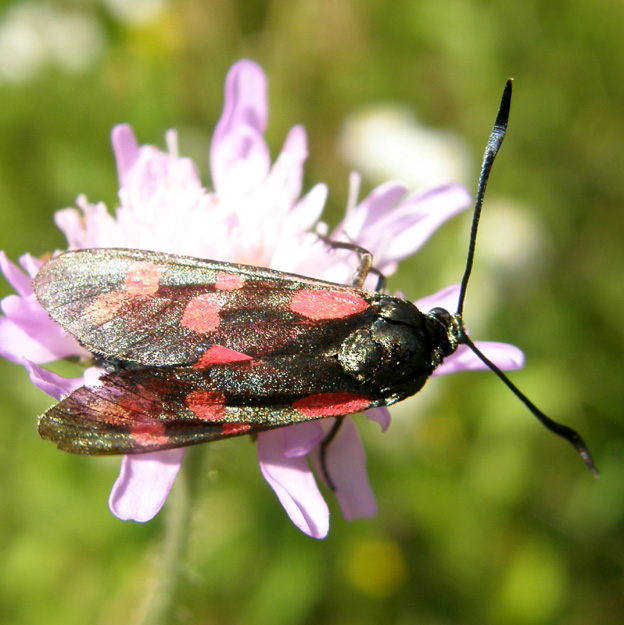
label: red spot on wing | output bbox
[193,345,252,368]
[97,401,133,425]
[222,422,251,435]
[130,421,170,447]
[124,262,165,296]
[186,390,227,421]
[85,291,129,324]
[84,261,165,324]
[215,271,245,290]
[181,293,221,334]
[290,289,368,320]
[292,392,371,418]
[185,391,249,435]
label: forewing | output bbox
[38,355,377,454]
[34,248,375,366]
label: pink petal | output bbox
[115,128,194,212]
[82,366,105,386]
[0,251,35,295]
[109,449,185,522]
[374,183,471,264]
[289,182,328,233]
[281,421,325,458]
[337,183,470,271]
[0,314,80,364]
[210,60,270,194]
[364,406,391,432]
[56,200,119,249]
[268,125,308,214]
[312,418,377,521]
[19,253,45,279]
[414,284,460,315]
[345,171,362,215]
[3,293,63,340]
[0,316,51,363]
[24,360,84,399]
[127,145,174,206]
[340,180,408,240]
[111,124,140,188]
[257,429,329,539]
[0,293,86,363]
[434,341,524,376]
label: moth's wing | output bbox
[34,248,375,366]
[38,355,379,454]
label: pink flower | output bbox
[0,60,523,538]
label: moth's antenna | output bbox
[457,79,512,318]
[460,333,598,476]
[455,79,599,477]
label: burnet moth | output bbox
[34,80,598,479]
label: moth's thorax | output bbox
[336,295,459,405]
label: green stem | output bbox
[135,446,205,625]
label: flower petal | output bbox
[0,315,80,364]
[373,183,471,265]
[0,251,39,295]
[434,341,524,376]
[312,418,377,521]
[364,406,391,432]
[270,124,309,215]
[0,293,86,363]
[336,182,470,273]
[210,60,270,195]
[291,183,328,233]
[125,145,175,208]
[109,449,186,522]
[24,360,84,399]
[414,284,460,314]
[111,124,140,188]
[55,201,118,249]
[20,253,45,278]
[340,180,408,242]
[257,429,329,539]
[281,421,325,458]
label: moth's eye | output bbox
[427,307,453,329]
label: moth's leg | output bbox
[369,267,387,292]
[319,415,345,491]
[319,236,387,291]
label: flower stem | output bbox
[135,446,205,625]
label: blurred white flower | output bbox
[0,2,104,83]
[340,104,472,189]
[475,199,547,272]
[103,0,169,26]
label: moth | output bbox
[34,80,597,477]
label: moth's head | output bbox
[425,307,461,360]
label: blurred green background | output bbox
[0,1,622,624]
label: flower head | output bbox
[0,60,523,538]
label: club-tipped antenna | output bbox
[455,79,599,477]
[457,79,512,317]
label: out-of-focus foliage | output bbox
[1,1,622,624]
